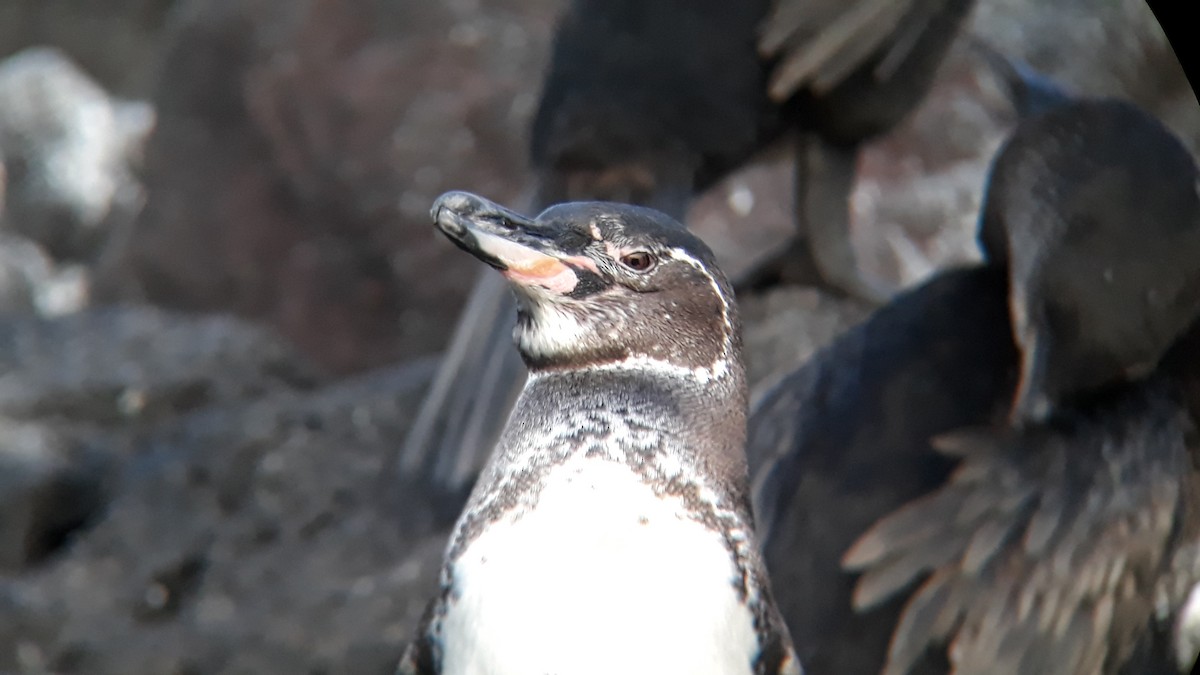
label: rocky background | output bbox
[0,0,1194,673]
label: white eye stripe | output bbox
[665,247,736,381]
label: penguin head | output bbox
[433,191,740,383]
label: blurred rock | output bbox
[0,584,60,673]
[0,233,91,316]
[0,0,177,98]
[688,147,797,282]
[740,287,871,398]
[0,306,318,582]
[0,47,153,262]
[0,420,114,571]
[0,306,319,425]
[0,358,442,674]
[31,264,91,317]
[972,0,1198,150]
[0,233,52,313]
[93,0,559,374]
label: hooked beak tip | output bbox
[430,191,477,219]
[430,191,581,295]
[431,191,488,239]
[1009,379,1054,426]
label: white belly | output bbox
[440,458,759,675]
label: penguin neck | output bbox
[448,361,754,571]
[513,363,750,483]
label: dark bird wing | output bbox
[755,0,976,303]
[760,0,917,98]
[747,266,1017,674]
[758,0,970,101]
[844,382,1199,675]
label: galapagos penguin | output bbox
[399,191,800,675]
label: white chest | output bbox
[439,458,759,675]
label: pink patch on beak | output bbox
[504,262,579,294]
[473,229,579,293]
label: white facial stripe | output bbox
[665,246,736,381]
[570,354,727,385]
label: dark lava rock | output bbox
[1,358,443,675]
[0,0,175,98]
[0,420,114,571]
[0,305,319,592]
[92,0,559,374]
[0,306,318,424]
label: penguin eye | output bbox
[619,251,657,273]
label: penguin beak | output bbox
[969,38,1073,120]
[1008,300,1055,425]
[1010,345,1053,425]
[433,191,582,294]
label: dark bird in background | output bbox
[396,0,977,497]
[844,97,1200,675]
[747,250,1016,674]
[749,85,1200,674]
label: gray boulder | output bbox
[0,47,153,261]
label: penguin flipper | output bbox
[394,644,427,675]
